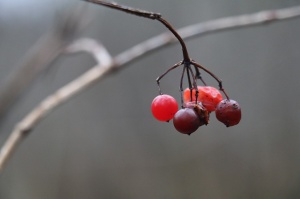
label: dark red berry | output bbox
[173,108,201,135]
[151,94,178,122]
[215,99,241,127]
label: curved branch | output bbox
[115,5,300,66]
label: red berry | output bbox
[215,99,241,127]
[173,108,201,135]
[183,88,196,102]
[183,86,223,112]
[151,94,178,122]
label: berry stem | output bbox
[194,66,207,86]
[179,66,186,108]
[156,61,183,94]
[187,66,199,102]
[191,60,230,99]
[186,65,193,90]
[185,65,194,102]
[156,18,190,61]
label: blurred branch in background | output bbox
[0,3,300,173]
[0,5,88,121]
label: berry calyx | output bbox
[184,101,210,126]
[173,108,201,135]
[215,99,241,127]
[151,94,178,122]
[183,86,223,112]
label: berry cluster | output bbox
[84,0,241,135]
[152,85,241,135]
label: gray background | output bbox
[1,0,300,198]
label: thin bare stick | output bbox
[65,38,113,66]
[0,65,113,171]
[178,5,300,39]
[0,5,300,172]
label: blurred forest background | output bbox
[1,0,300,198]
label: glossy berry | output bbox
[215,99,241,127]
[151,94,178,122]
[173,108,201,135]
[183,86,223,112]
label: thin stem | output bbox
[186,65,193,90]
[187,66,199,102]
[156,61,183,94]
[185,66,193,102]
[194,66,207,86]
[191,60,221,85]
[191,60,229,99]
[84,0,161,19]
[179,66,186,108]
[85,0,190,60]
[156,18,190,60]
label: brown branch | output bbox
[0,5,300,172]
[86,0,191,61]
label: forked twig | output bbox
[0,6,88,120]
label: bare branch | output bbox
[0,5,88,120]
[65,38,113,66]
[0,5,300,172]
[116,5,300,66]
[178,5,300,39]
[85,0,161,20]
[0,66,113,171]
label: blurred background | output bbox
[1,0,300,198]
